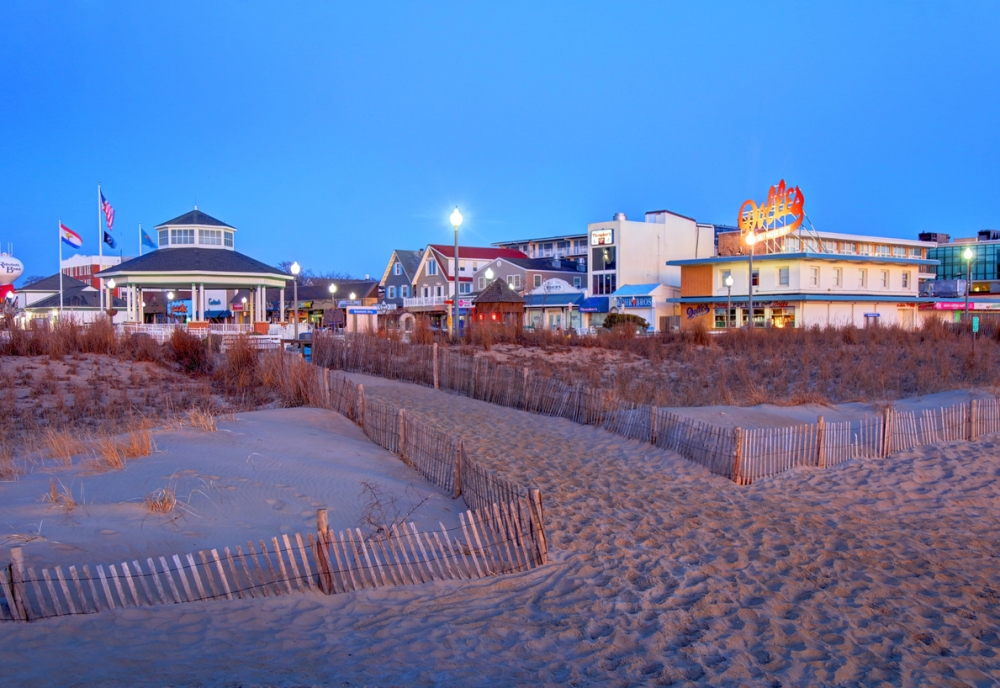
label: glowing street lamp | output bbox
[963,246,974,320]
[450,207,463,339]
[290,261,301,340]
[724,274,734,329]
[745,232,757,329]
[485,268,494,282]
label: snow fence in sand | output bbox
[312,333,1000,485]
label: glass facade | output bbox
[928,243,1000,282]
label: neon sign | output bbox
[738,180,804,241]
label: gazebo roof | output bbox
[473,279,525,304]
[155,209,235,230]
[20,273,91,292]
[96,248,286,278]
[27,289,125,311]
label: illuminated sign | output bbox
[738,179,804,241]
[686,304,711,319]
[616,295,653,309]
[591,229,614,246]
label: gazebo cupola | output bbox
[154,207,236,250]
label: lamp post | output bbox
[328,283,337,330]
[450,207,463,339]
[963,246,974,321]
[290,262,301,340]
[485,267,494,284]
[241,296,247,325]
[724,274,734,329]
[745,232,757,329]
[106,279,116,319]
[167,292,175,324]
[349,292,357,333]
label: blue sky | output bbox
[2,2,999,282]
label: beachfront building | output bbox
[524,278,586,331]
[470,256,586,295]
[60,254,127,290]
[608,284,678,332]
[492,232,588,270]
[18,273,127,324]
[471,278,525,328]
[257,279,379,329]
[97,208,290,332]
[378,249,422,308]
[405,244,527,330]
[668,230,939,330]
[923,231,1000,320]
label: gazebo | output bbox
[472,278,525,328]
[96,208,290,333]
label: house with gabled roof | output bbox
[470,256,587,296]
[378,249,423,308]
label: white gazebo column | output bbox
[191,283,197,321]
[259,285,266,322]
[138,287,143,323]
[200,284,206,321]
[280,287,285,323]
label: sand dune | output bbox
[1,375,999,686]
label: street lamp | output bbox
[106,279,116,319]
[963,246,974,321]
[450,207,463,339]
[485,267,494,282]
[724,274,734,329]
[290,261,301,340]
[745,233,757,329]
[167,292,175,324]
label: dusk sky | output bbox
[2,2,999,282]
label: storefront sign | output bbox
[337,299,362,308]
[591,228,614,246]
[376,302,398,313]
[349,308,378,315]
[932,301,1000,311]
[738,179,805,241]
[864,313,881,318]
[616,295,653,309]
[686,304,711,319]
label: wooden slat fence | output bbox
[1,499,546,623]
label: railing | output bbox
[403,296,449,309]
[268,323,313,340]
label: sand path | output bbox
[1,376,999,686]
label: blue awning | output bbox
[579,296,609,313]
[204,310,232,319]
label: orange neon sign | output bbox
[738,180,805,241]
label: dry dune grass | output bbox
[42,427,90,465]
[144,487,177,513]
[93,424,154,471]
[185,407,217,431]
[43,478,76,510]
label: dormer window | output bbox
[224,231,234,248]
[199,229,222,246]
[427,261,437,276]
[158,229,169,246]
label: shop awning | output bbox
[204,310,232,319]
[579,296,610,313]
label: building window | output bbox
[573,276,581,288]
[401,285,409,298]
[778,267,790,286]
[893,246,906,257]
[427,261,437,276]
[721,269,732,287]
[423,286,429,297]
[460,282,472,294]
[534,274,542,288]
[388,286,396,299]
[809,267,819,287]
[224,231,234,248]
[394,262,402,275]
[842,242,856,255]
[804,238,818,252]
[881,270,890,288]
[506,274,521,289]
[751,268,759,287]
[592,273,616,295]
[859,244,872,256]
[478,277,484,290]
[592,246,616,271]
[171,229,194,245]
[822,240,837,253]
[909,247,921,257]
[435,285,442,297]
[902,271,910,288]
[859,269,868,288]
[158,229,169,246]
[834,268,843,287]
[875,245,891,257]
[784,237,800,252]
[199,229,222,245]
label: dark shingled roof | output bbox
[473,279,525,304]
[20,273,91,292]
[96,248,286,278]
[395,250,423,280]
[28,289,125,310]
[155,209,234,230]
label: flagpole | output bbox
[138,222,142,257]
[58,219,64,318]
[98,183,104,312]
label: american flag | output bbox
[100,190,115,232]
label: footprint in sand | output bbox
[264,499,286,511]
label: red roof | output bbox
[428,244,528,278]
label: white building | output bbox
[669,230,939,330]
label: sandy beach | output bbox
[1,375,999,686]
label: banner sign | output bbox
[616,295,653,309]
[591,228,614,246]
[738,179,805,241]
[932,301,1000,311]
[349,308,378,315]
[685,304,711,319]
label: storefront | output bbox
[579,296,610,329]
[609,284,675,332]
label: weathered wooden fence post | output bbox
[732,427,744,485]
[454,439,463,499]
[9,547,28,621]
[528,489,548,565]
[969,399,978,441]
[315,509,333,594]
[357,384,365,428]
[398,408,406,460]
[433,342,439,390]
[323,368,330,408]
[522,367,530,410]
[881,407,893,457]
[816,416,826,468]
[650,406,658,445]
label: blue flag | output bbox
[141,229,157,249]
[104,231,117,249]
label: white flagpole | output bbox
[58,220,64,317]
[98,183,104,312]
[138,222,142,257]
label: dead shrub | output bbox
[411,316,434,345]
[169,328,211,374]
[145,487,177,513]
